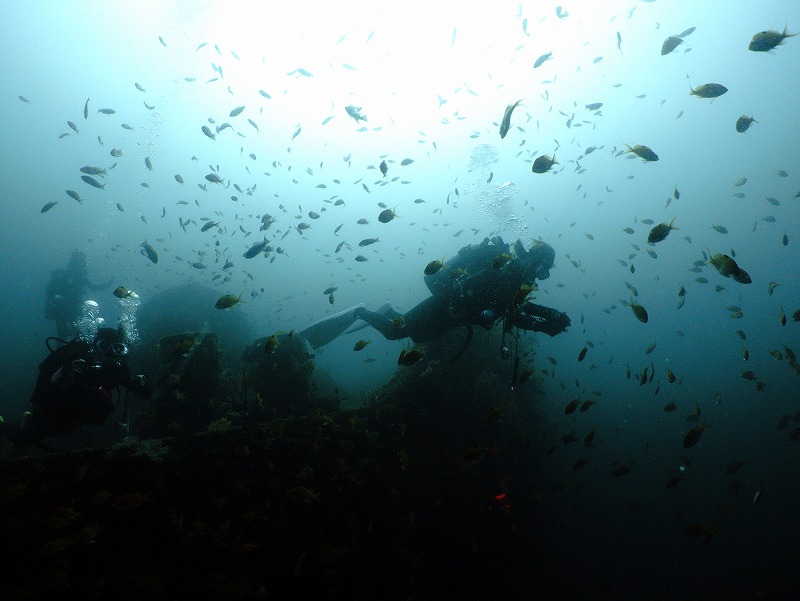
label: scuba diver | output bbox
[45,251,113,339]
[298,236,570,354]
[0,326,152,456]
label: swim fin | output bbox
[299,303,367,349]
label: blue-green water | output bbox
[1,1,799,596]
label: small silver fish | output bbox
[499,100,523,139]
[533,52,552,68]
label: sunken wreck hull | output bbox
[0,327,547,600]
[0,417,542,599]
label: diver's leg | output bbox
[340,301,401,336]
[391,295,454,343]
[373,302,402,320]
[351,307,407,341]
[298,304,367,349]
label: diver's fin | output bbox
[299,303,367,349]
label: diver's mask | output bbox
[93,338,128,357]
[479,309,495,330]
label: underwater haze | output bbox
[2,0,800,597]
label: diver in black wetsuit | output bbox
[45,251,113,339]
[299,236,570,350]
[0,327,151,456]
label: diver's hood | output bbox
[526,240,555,280]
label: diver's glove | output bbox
[129,374,152,399]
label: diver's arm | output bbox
[513,302,571,336]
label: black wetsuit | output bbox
[2,334,151,448]
[354,237,570,343]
